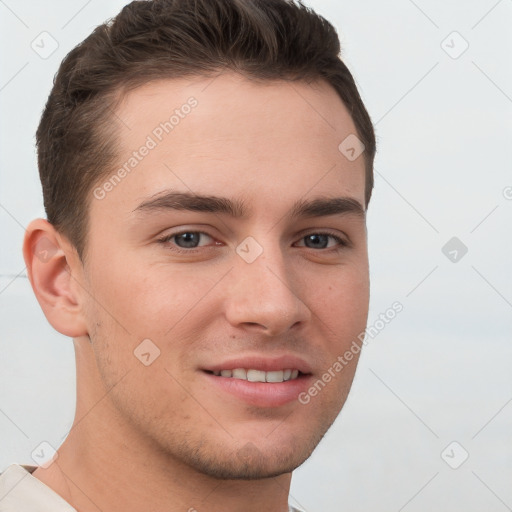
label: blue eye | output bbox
[299,233,347,250]
[171,232,209,249]
[157,231,215,252]
[156,230,349,254]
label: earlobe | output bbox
[23,218,89,338]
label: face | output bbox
[79,72,369,479]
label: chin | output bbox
[171,421,332,480]
[184,446,306,480]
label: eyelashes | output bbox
[156,230,349,255]
[296,232,348,250]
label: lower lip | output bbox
[203,371,313,408]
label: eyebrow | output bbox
[133,191,365,221]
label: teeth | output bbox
[212,368,301,383]
[247,369,266,382]
[232,368,247,379]
[266,370,284,383]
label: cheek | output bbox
[311,267,369,331]
[90,256,220,338]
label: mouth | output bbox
[204,368,302,383]
[201,356,313,407]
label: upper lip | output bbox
[202,355,313,374]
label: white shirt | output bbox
[0,464,76,511]
[0,464,304,512]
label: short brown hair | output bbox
[36,0,376,262]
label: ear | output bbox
[23,218,89,338]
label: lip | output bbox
[202,355,313,374]
[201,354,314,408]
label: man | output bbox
[0,0,376,510]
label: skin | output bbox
[23,72,369,512]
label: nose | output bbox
[223,241,311,337]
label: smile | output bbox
[209,368,301,383]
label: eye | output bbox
[156,229,349,255]
[157,230,217,253]
[295,232,348,251]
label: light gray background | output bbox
[1,1,511,511]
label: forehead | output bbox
[91,73,366,224]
